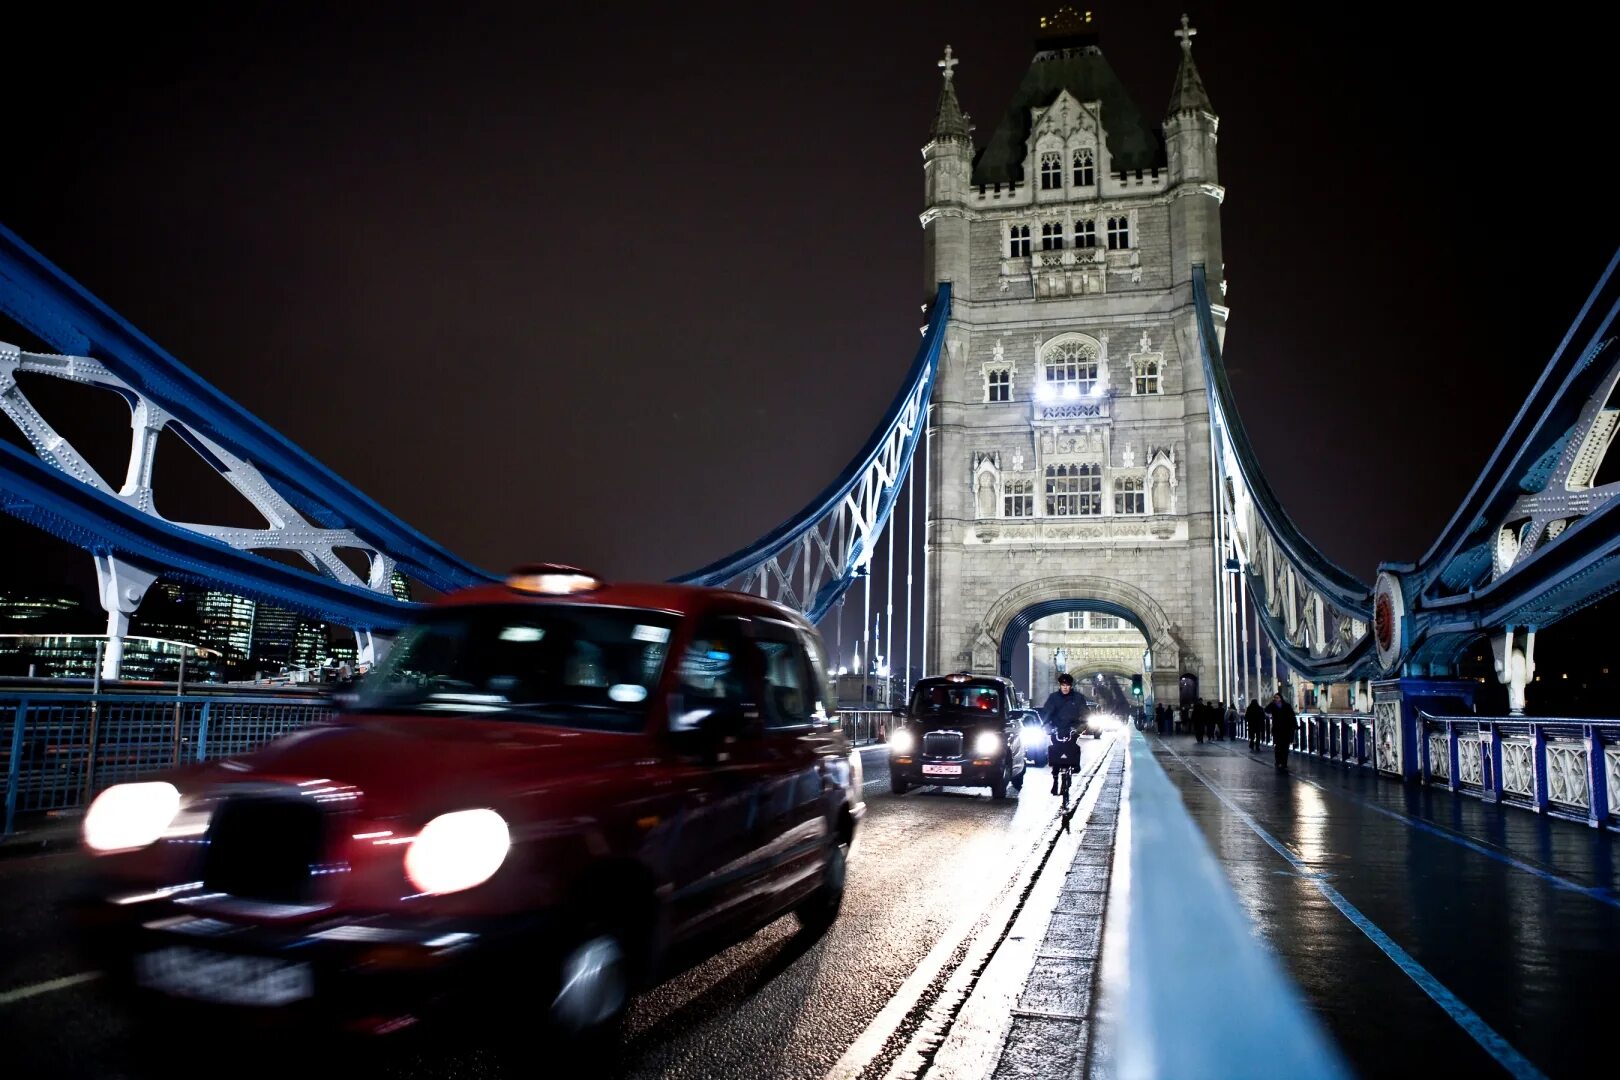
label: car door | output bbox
[661,616,778,944]
[750,619,833,907]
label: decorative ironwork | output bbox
[1502,740,1535,798]
[1457,734,1484,787]
[1545,743,1590,809]
[1427,734,1450,781]
[1608,746,1620,816]
[1375,702,1400,774]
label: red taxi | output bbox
[77,566,863,1039]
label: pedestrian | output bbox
[1245,697,1265,751]
[1225,701,1239,741]
[1268,691,1296,771]
[1193,698,1205,743]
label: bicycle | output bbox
[1048,728,1082,808]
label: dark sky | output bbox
[2,2,1615,608]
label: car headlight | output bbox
[405,809,511,895]
[889,729,915,755]
[974,732,1001,757]
[1024,726,1049,748]
[83,782,182,853]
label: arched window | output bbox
[1046,463,1102,516]
[1042,340,1099,398]
[1107,215,1131,250]
[1074,219,1096,249]
[1009,224,1031,257]
[1134,361,1160,395]
[1114,474,1146,515]
[1073,148,1095,187]
[1040,222,1064,251]
[1003,479,1033,517]
[1040,151,1063,190]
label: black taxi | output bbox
[887,673,1026,798]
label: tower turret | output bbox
[1163,14,1223,291]
[922,45,974,298]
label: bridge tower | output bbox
[921,10,1224,708]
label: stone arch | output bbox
[982,574,1182,678]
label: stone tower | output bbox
[921,10,1225,707]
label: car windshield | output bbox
[352,604,680,732]
[911,683,1002,715]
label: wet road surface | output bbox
[1151,733,1620,1079]
[0,739,1115,1079]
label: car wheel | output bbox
[990,758,1010,800]
[796,834,849,934]
[1010,758,1025,790]
[549,927,630,1045]
[1032,749,1048,768]
[891,773,910,794]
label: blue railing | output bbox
[2,689,333,835]
[1418,714,1620,829]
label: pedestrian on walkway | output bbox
[1225,701,1239,741]
[1245,697,1265,751]
[1193,698,1205,743]
[1268,691,1296,771]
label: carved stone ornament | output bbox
[992,338,1005,363]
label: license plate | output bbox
[136,946,313,1007]
[922,763,963,776]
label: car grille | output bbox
[923,731,964,759]
[202,795,325,905]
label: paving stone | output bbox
[1064,865,1110,891]
[1043,912,1103,960]
[1069,847,1114,867]
[992,1016,1087,1080]
[1017,956,1094,1016]
[1053,888,1107,915]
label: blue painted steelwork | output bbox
[0,439,417,630]
[1419,713,1620,831]
[1,688,332,835]
[1191,266,1374,682]
[1390,249,1620,669]
[0,223,496,608]
[676,286,951,623]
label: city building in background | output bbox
[1028,610,1148,706]
[197,591,256,663]
[0,634,222,681]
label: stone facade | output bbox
[921,17,1226,708]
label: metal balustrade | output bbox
[1418,714,1620,828]
[2,690,332,835]
[838,709,890,748]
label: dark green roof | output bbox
[971,45,1165,187]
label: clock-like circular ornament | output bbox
[1373,570,1405,673]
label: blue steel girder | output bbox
[0,223,496,603]
[1191,267,1375,680]
[674,286,950,623]
[1395,247,1620,669]
[0,439,413,631]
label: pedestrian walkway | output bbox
[1149,733,1620,1079]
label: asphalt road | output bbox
[0,738,1115,1080]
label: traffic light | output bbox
[1131,674,1143,697]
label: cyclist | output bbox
[1040,673,1087,795]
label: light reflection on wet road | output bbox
[0,740,1112,1080]
[1152,734,1620,1079]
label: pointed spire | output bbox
[1167,13,1213,116]
[931,45,972,142]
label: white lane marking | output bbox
[825,739,1117,1080]
[0,971,102,1006]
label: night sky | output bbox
[2,4,1615,617]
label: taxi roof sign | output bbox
[505,564,603,595]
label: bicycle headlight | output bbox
[405,809,511,895]
[974,732,1001,757]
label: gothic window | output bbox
[1003,479,1034,517]
[1040,152,1062,190]
[1073,148,1095,187]
[1046,463,1101,516]
[1134,361,1160,395]
[1114,474,1146,515]
[1066,611,1085,630]
[1043,340,1099,398]
[1107,215,1131,250]
[1074,219,1096,248]
[1040,222,1064,251]
[1009,224,1031,257]
[985,367,1010,402]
